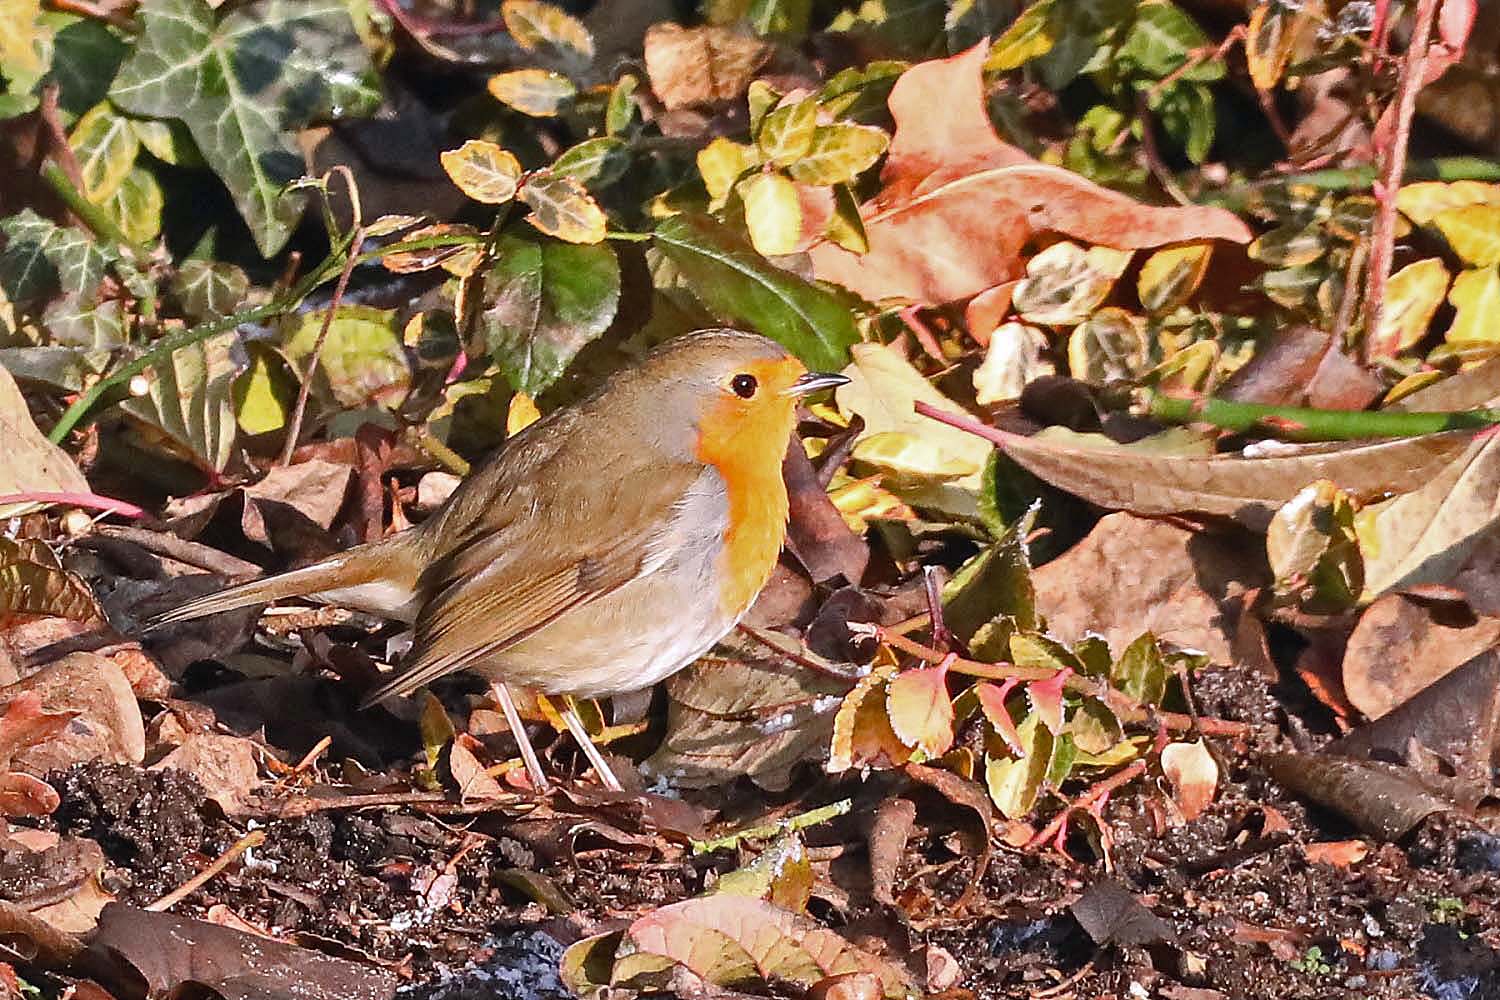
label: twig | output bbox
[0,899,84,966]
[1025,760,1148,851]
[0,491,145,519]
[1331,238,1369,347]
[281,167,366,466]
[1135,92,1193,207]
[92,525,263,578]
[37,85,83,192]
[1363,0,1441,360]
[411,428,471,476]
[147,829,266,911]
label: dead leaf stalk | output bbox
[0,491,145,519]
[281,225,366,467]
[147,829,267,912]
[1362,0,1441,359]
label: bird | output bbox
[148,328,850,792]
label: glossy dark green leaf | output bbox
[0,209,112,306]
[653,213,858,371]
[480,234,621,395]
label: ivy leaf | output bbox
[519,170,607,244]
[68,101,140,203]
[786,124,890,187]
[110,0,380,258]
[48,14,129,118]
[653,213,858,372]
[487,69,576,117]
[440,139,523,204]
[479,234,620,395]
[122,331,242,473]
[104,166,165,244]
[756,97,817,167]
[170,260,250,322]
[0,209,112,306]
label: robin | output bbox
[150,328,850,792]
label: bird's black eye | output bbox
[730,373,758,398]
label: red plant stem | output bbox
[1364,0,1441,360]
[0,491,146,519]
[899,306,948,365]
[1026,760,1148,851]
[879,628,1252,738]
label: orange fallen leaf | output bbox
[1303,840,1370,867]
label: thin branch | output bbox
[0,491,145,519]
[1363,0,1441,360]
[147,829,266,911]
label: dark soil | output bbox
[24,661,1500,1000]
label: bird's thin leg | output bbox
[490,681,550,792]
[558,697,624,792]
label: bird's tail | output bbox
[145,538,412,628]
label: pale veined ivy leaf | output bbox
[487,68,576,117]
[440,139,523,204]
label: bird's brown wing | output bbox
[360,461,707,704]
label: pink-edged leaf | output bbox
[974,679,1025,756]
[886,665,954,757]
[1026,668,1072,735]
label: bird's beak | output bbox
[783,371,850,397]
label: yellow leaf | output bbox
[1137,242,1212,313]
[507,391,541,434]
[756,98,816,168]
[500,0,593,61]
[828,475,913,531]
[69,102,140,204]
[440,140,522,204]
[737,172,802,256]
[1245,0,1319,89]
[985,0,1056,71]
[519,171,607,244]
[1379,257,1449,351]
[1014,242,1131,325]
[697,137,759,208]
[885,666,954,758]
[1396,181,1500,225]
[1446,266,1500,344]
[1434,204,1500,267]
[487,69,576,116]
[0,0,45,79]
[1067,307,1148,383]
[973,322,1053,405]
[852,430,979,485]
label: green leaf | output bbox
[277,305,411,411]
[43,293,127,349]
[1116,0,1213,78]
[551,137,631,188]
[1111,632,1167,706]
[130,116,203,167]
[123,330,242,472]
[487,69,577,116]
[605,74,639,136]
[817,60,906,123]
[480,234,621,395]
[984,713,1053,819]
[786,124,889,187]
[986,0,1057,71]
[110,0,380,257]
[824,182,869,254]
[943,502,1038,643]
[0,209,112,306]
[104,166,165,244]
[233,346,294,435]
[757,98,817,168]
[1153,81,1215,164]
[46,14,128,118]
[68,101,140,203]
[170,259,250,322]
[738,172,802,257]
[747,0,812,35]
[653,213,859,372]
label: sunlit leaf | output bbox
[277,305,410,411]
[1069,696,1123,755]
[1161,739,1217,820]
[487,68,576,116]
[123,331,241,472]
[440,139,522,204]
[1111,633,1167,706]
[738,172,803,256]
[886,665,954,757]
[232,347,293,435]
[171,259,250,322]
[1396,181,1500,225]
[984,713,1053,819]
[519,171,607,244]
[1067,307,1148,383]
[0,365,91,518]
[1014,242,1131,325]
[985,0,1056,70]
[1137,242,1212,313]
[501,0,593,68]
[1433,204,1500,267]
[698,138,761,208]
[0,209,113,306]
[829,670,909,771]
[756,97,817,167]
[1248,222,1327,267]
[552,137,630,188]
[1446,265,1500,344]
[1379,257,1449,351]
[103,165,164,244]
[1266,479,1362,610]
[0,538,103,622]
[69,101,140,203]
[786,123,890,187]
[131,116,202,166]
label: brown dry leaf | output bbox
[970,419,1479,531]
[1342,593,1500,720]
[4,653,144,774]
[79,903,397,999]
[0,538,106,624]
[0,363,92,518]
[1303,840,1370,867]
[1033,514,1268,664]
[828,669,909,772]
[1356,431,1500,598]
[447,735,505,802]
[150,733,260,814]
[1220,325,1382,411]
[560,896,915,998]
[642,22,771,110]
[1160,739,1218,821]
[643,628,853,790]
[808,44,1250,305]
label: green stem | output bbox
[48,242,350,444]
[410,428,471,477]
[1141,390,1500,441]
[1204,157,1500,212]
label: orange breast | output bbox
[694,364,800,617]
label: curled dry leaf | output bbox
[1341,593,1500,721]
[559,895,915,999]
[1161,740,1218,822]
[642,22,771,110]
[808,43,1250,305]
[829,669,910,772]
